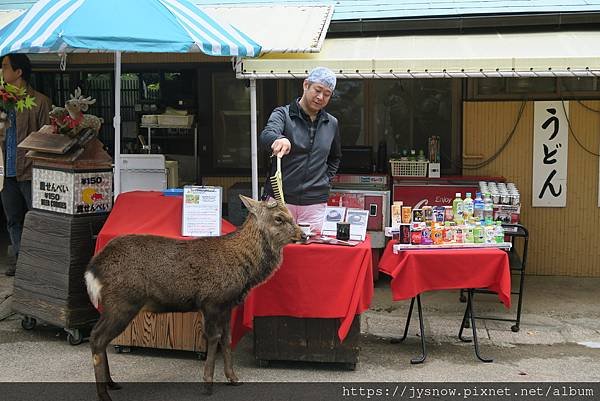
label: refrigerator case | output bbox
[327,189,390,248]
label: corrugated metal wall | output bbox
[463,100,600,276]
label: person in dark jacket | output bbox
[260,67,342,233]
[0,53,51,276]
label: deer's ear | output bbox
[239,195,259,215]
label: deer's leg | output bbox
[90,305,139,401]
[219,318,239,385]
[201,311,223,395]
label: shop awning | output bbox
[202,5,333,53]
[0,10,23,29]
[238,30,600,79]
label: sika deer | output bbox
[85,195,303,401]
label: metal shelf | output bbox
[140,124,198,183]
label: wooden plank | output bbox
[18,131,78,154]
[13,211,106,329]
[254,316,360,364]
[12,287,98,328]
[111,312,205,352]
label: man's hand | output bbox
[271,138,291,158]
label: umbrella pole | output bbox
[250,79,258,200]
[113,51,122,197]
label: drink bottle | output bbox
[473,192,484,222]
[452,193,463,224]
[463,192,474,220]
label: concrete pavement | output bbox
[1,263,599,384]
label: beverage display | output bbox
[392,185,518,248]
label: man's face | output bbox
[301,81,333,114]
[1,57,21,85]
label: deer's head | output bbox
[240,195,303,245]
[65,87,96,115]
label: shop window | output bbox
[212,73,262,170]
[506,77,556,94]
[372,79,457,174]
[326,80,365,146]
[280,79,365,146]
[468,77,600,100]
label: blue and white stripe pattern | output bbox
[0,0,261,57]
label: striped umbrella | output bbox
[0,0,262,195]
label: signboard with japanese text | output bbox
[32,167,113,215]
[532,101,569,207]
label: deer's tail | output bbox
[85,270,103,309]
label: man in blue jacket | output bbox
[260,67,342,233]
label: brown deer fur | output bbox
[85,195,303,401]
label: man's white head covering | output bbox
[306,67,336,91]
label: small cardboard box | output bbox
[493,204,520,224]
[428,162,441,178]
[33,167,113,215]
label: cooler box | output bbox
[120,154,167,193]
[392,176,505,208]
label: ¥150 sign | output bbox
[532,101,568,207]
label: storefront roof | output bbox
[197,0,600,21]
[238,30,600,79]
[202,5,333,53]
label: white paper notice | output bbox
[346,209,369,241]
[182,186,222,237]
[321,206,346,237]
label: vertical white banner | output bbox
[532,101,568,207]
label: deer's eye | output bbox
[274,216,283,224]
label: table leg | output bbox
[411,294,427,364]
[466,289,493,363]
[391,296,427,364]
[458,299,472,343]
[390,297,415,344]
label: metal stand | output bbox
[390,295,427,364]
[458,289,493,363]
[392,291,494,364]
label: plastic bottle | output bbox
[443,221,453,242]
[473,192,484,222]
[485,225,495,244]
[463,192,474,221]
[473,222,484,243]
[452,193,464,224]
[483,192,494,225]
[495,221,505,243]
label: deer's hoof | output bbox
[202,382,214,396]
[107,381,122,390]
[228,379,243,386]
[98,392,113,401]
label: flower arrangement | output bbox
[0,76,37,112]
[0,77,37,129]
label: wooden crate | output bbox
[253,316,360,369]
[12,210,107,329]
[111,311,206,353]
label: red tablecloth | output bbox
[231,237,374,347]
[95,191,236,253]
[95,191,373,348]
[378,241,511,307]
